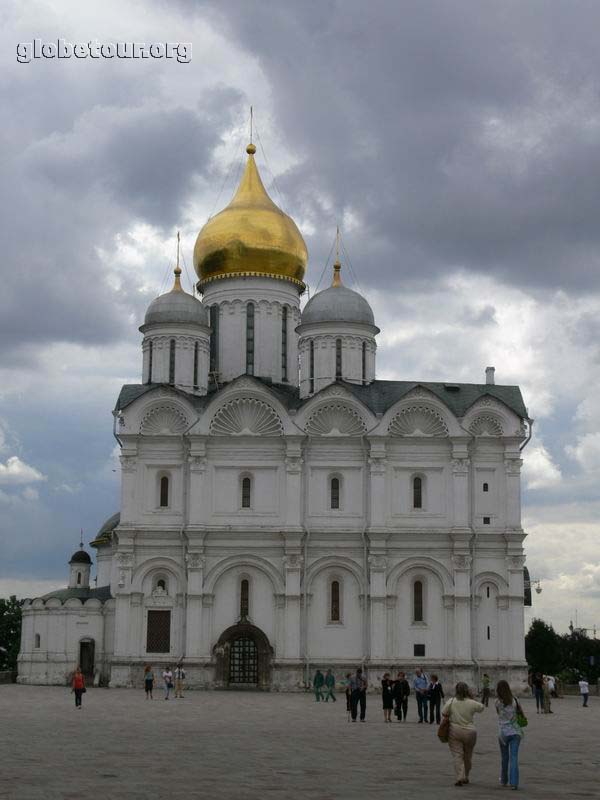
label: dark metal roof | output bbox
[35,585,112,604]
[116,378,528,420]
[69,549,92,564]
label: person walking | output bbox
[532,672,544,713]
[542,675,552,714]
[144,664,154,699]
[71,666,85,709]
[349,667,368,722]
[174,662,186,698]
[481,673,491,707]
[547,675,557,699]
[441,682,484,787]
[344,672,352,720]
[381,673,394,722]
[393,671,410,721]
[495,680,524,790]
[163,665,173,700]
[579,677,590,707]
[428,674,445,724]
[313,669,325,702]
[413,668,429,723]
[324,669,336,702]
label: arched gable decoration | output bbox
[305,403,367,436]
[306,555,366,594]
[468,415,504,436]
[140,404,189,435]
[203,554,285,595]
[386,556,454,594]
[389,406,449,437]
[210,398,284,436]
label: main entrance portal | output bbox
[213,622,273,689]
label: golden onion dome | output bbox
[194,144,308,288]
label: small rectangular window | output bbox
[414,644,425,657]
[483,482,489,492]
[483,516,491,525]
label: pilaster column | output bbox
[452,554,472,661]
[185,553,205,657]
[451,445,470,530]
[506,554,526,661]
[369,555,387,660]
[119,451,137,524]
[504,453,523,529]
[283,554,303,658]
[188,440,207,524]
[368,438,387,529]
[284,439,304,530]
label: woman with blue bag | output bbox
[495,680,527,790]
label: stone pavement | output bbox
[0,686,597,799]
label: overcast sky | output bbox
[1,0,599,633]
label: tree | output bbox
[0,596,22,672]
[525,618,563,674]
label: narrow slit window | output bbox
[240,579,249,618]
[330,477,340,509]
[362,341,367,385]
[487,625,491,640]
[335,338,342,378]
[486,586,490,598]
[193,342,199,389]
[309,340,315,394]
[246,303,255,375]
[241,477,251,509]
[209,305,219,375]
[281,306,288,382]
[483,482,489,492]
[148,340,153,384]
[330,580,340,622]
[169,339,176,385]
[160,476,169,508]
[413,476,422,509]
[34,633,40,648]
[77,572,81,585]
[413,580,424,622]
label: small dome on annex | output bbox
[300,261,378,329]
[69,549,92,564]
[142,265,208,329]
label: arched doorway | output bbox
[213,623,273,689]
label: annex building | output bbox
[18,142,531,690]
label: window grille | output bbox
[330,580,340,622]
[246,303,255,375]
[483,482,489,492]
[160,476,169,508]
[330,477,340,509]
[335,338,342,378]
[413,580,424,622]
[169,339,176,385]
[241,477,251,508]
[240,579,249,618]
[146,610,171,653]
[413,476,423,509]
[229,636,258,684]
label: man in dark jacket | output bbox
[428,674,445,724]
[393,671,410,721]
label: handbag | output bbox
[437,699,453,743]
[515,700,528,728]
[82,687,87,694]
[167,681,174,689]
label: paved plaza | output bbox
[0,686,597,799]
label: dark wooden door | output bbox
[228,636,258,684]
[79,640,95,680]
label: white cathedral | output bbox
[18,142,531,690]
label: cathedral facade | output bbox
[18,143,531,690]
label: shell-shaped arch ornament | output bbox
[305,403,367,436]
[468,415,504,436]
[140,404,189,435]
[388,405,449,437]
[210,397,284,436]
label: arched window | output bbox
[246,303,255,375]
[240,578,249,618]
[413,580,424,622]
[330,580,340,622]
[330,477,340,509]
[309,340,315,394]
[241,476,252,509]
[34,633,40,649]
[281,306,288,382]
[413,476,423,509]
[169,339,176,385]
[160,476,169,508]
[362,341,367,385]
[77,572,82,586]
[193,341,199,390]
[156,578,167,592]
[209,305,219,375]
[483,482,489,492]
[335,338,342,379]
[147,340,153,384]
